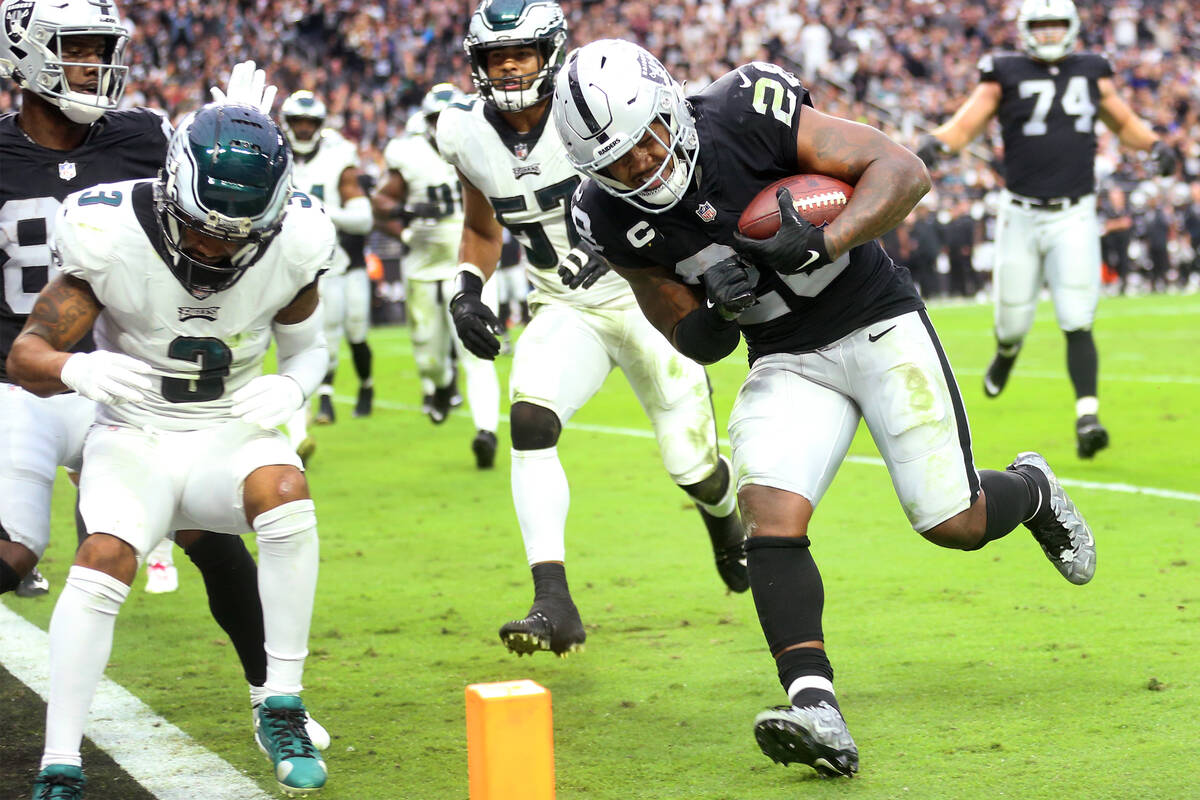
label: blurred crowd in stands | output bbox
[5,0,1197,297]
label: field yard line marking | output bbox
[0,603,273,800]
[340,396,1200,504]
[950,367,1200,386]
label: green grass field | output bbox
[5,293,1198,799]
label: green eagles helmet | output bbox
[155,103,293,298]
[464,0,567,112]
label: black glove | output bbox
[558,246,611,290]
[1151,140,1177,177]
[449,271,504,360]
[732,187,833,276]
[698,255,756,319]
[916,134,948,169]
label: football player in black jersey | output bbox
[0,5,326,794]
[916,0,1175,458]
[554,39,1098,779]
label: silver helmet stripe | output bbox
[566,55,608,143]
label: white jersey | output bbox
[436,98,633,309]
[383,131,462,282]
[291,128,359,276]
[52,178,335,432]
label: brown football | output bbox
[737,174,854,239]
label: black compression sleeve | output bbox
[671,305,741,364]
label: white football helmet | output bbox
[1017,0,1080,62]
[155,104,293,298]
[419,81,465,144]
[464,0,567,112]
[0,0,129,124]
[552,39,698,214]
[279,89,327,155]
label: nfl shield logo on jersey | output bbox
[695,201,717,223]
[58,161,76,181]
[512,142,529,160]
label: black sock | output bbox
[531,562,570,600]
[746,535,824,652]
[970,469,1041,548]
[185,534,267,686]
[322,370,335,387]
[1065,329,1098,400]
[0,559,19,594]
[349,341,372,382]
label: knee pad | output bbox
[510,402,561,450]
[65,565,130,613]
[680,455,732,508]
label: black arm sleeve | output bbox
[671,305,741,365]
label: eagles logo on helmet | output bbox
[464,0,567,112]
[155,103,293,298]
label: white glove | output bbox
[59,351,154,405]
[209,60,277,113]
[230,374,304,428]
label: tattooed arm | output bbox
[6,274,103,397]
[793,105,931,259]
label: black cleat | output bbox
[1009,452,1096,584]
[472,430,498,469]
[15,566,50,597]
[713,541,749,593]
[353,385,374,418]
[427,385,454,425]
[315,394,336,425]
[499,594,586,657]
[1075,414,1109,459]
[983,349,1018,398]
[754,702,859,777]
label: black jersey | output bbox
[982,51,1113,199]
[572,63,922,360]
[0,107,171,381]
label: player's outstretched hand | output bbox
[1152,140,1177,177]
[557,246,610,290]
[699,255,756,320]
[210,60,278,113]
[60,351,154,405]
[733,187,833,276]
[231,375,304,428]
[450,272,504,360]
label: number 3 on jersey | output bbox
[162,336,232,403]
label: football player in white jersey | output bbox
[281,90,375,436]
[917,0,1175,458]
[440,0,748,658]
[373,83,501,467]
[8,100,333,797]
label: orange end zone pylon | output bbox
[465,679,555,800]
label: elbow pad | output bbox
[273,303,329,398]
[327,196,373,235]
[671,305,741,365]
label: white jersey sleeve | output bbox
[436,101,633,310]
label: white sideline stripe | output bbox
[336,395,1200,504]
[0,604,273,800]
[952,367,1200,386]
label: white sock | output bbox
[511,447,569,565]
[43,566,129,769]
[254,499,318,696]
[462,354,500,433]
[286,407,308,449]
[1075,396,1099,417]
[692,455,738,518]
[787,675,835,707]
